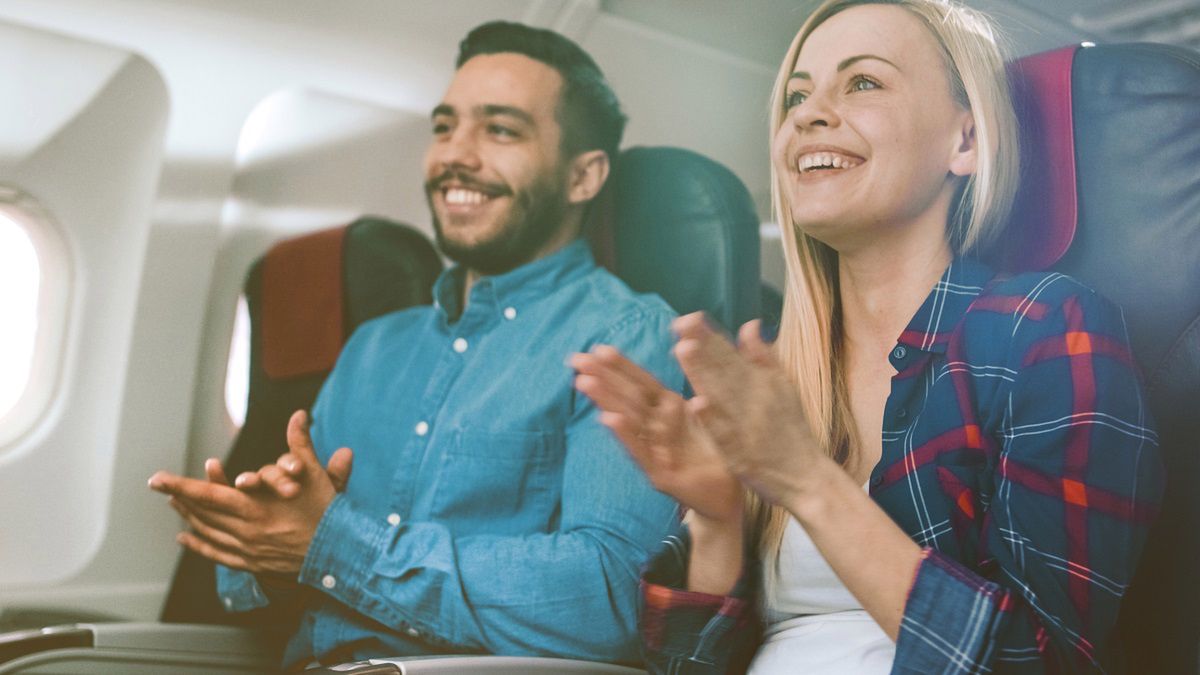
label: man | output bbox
[149,21,681,669]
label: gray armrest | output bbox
[311,655,644,674]
[0,622,274,674]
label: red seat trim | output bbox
[261,225,347,379]
[1003,45,1080,271]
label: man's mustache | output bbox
[425,170,511,197]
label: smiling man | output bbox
[149,21,681,670]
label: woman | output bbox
[571,0,1163,672]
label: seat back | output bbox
[587,146,773,333]
[160,216,442,644]
[1003,43,1200,673]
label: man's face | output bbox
[424,52,573,276]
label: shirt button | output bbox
[891,345,907,360]
[405,626,421,638]
[414,421,429,436]
[870,474,883,488]
[453,337,469,353]
[896,407,908,419]
[387,513,402,526]
[503,307,517,320]
[321,574,337,589]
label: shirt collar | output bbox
[896,257,996,354]
[432,238,596,322]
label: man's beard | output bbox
[426,168,570,277]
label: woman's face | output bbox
[772,4,977,251]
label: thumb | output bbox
[286,410,321,470]
[326,447,354,492]
[737,320,776,368]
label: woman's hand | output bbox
[672,313,829,509]
[571,345,744,527]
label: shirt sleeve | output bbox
[895,288,1165,673]
[639,528,762,675]
[296,309,684,662]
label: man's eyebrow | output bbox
[481,104,535,126]
[431,103,454,119]
[788,54,901,82]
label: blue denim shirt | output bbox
[217,239,682,668]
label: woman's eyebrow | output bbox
[789,53,901,81]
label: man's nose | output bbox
[430,127,482,173]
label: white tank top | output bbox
[748,501,896,674]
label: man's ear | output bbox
[948,111,978,178]
[566,149,611,205]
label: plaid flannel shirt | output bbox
[641,259,1164,674]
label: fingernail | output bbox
[148,475,162,489]
[285,459,300,472]
[234,475,247,488]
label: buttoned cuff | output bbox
[215,564,270,612]
[299,493,388,608]
[895,548,1004,673]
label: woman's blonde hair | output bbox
[753,0,1020,588]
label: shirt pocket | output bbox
[429,428,563,533]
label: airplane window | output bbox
[224,295,250,428]
[0,210,40,423]
[0,194,69,449]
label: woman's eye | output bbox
[849,75,881,92]
[784,90,808,109]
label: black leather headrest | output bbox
[587,146,762,332]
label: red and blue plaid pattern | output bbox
[641,259,1164,674]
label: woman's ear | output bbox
[567,150,611,204]
[948,112,978,178]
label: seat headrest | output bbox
[587,146,762,332]
[261,226,346,379]
[259,216,443,380]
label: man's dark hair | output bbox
[457,21,626,162]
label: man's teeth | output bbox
[444,188,490,205]
[798,152,862,172]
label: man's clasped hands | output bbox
[147,411,353,577]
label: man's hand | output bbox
[148,411,344,575]
[228,416,353,499]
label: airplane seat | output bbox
[160,216,443,645]
[997,43,1200,673]
[587,145,776,333]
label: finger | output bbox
[674,331,745,403]
[326,447,354,492]
[598,411,656,466]
[573,349,669,419]
[170,494,249,535]
[286,410,321,470]
[588,345,671,393]
[204,458,230,486]
[275,453,304,478]
[176,531,252,572]
[169,497,245,552]
[736,320,777,368]
[233,471,262,491]
[258,465,300,499]
[151,472,253,517]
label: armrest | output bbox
[0,622,274,674]
[308,655,644,674]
